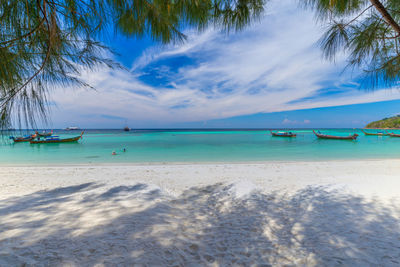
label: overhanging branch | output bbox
[370,0,400,35]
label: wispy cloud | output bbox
[282,118,311,125]
[49,0,400,128]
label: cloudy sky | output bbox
[48,0,400,129]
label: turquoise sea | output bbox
[1,129,400,165]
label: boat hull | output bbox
[30,132,84,144]
[361,129,388,136]
[270,130,296,137]
[313,130,358,140]
[386,131,400,137]
[10,134,36,143]
[36,131,53,137]
[12,138,33,142]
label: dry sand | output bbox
[0,160,400,266]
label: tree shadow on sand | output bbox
[0,182,399,266]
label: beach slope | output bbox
[1,160,399,266]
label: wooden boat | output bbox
[361,129,388,136]
[36,130,53,137]
[10,134,37,143]
[386,130,400,137]
[313,130,358,140]
[270,130,296,137]
[30,132,84,144]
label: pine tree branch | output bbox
[1,0,52,108]
[343,5,373,27]
[370,0,400,35]
[0,18,45,47]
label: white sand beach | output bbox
[1,160,400,266]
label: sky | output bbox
[47,0,400,129]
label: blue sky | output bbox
[47,0,400,129]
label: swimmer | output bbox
[112,151,117,155]
[123,148,126,152]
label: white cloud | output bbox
[48,0,400,128]
[282,118,294,124]
[281,118,310,125]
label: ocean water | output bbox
[1,129,400,165]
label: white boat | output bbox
[65,126,80,130]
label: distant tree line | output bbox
[366,115,400,128]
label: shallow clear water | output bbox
[1,129,400,165]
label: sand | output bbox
[0,160,400,266]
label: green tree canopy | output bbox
[0,0,265,128]
[304,0,400,87]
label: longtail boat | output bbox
[9,134,37,143]
[30,131,84,144]
[36,130,53,137]
[313,130,358,140]
[361,129,388,136]
[270,130,296,137]
[386,130,400,137]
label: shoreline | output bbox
[0,157,399,167]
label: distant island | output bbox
[366,115,400,129]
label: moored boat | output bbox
[36,130,53,137]
[10,134,37,143]
[270,130,296,137]
[123,126,130,131]
[386,130,400,137]
[65,126,79,130]
[361,129,388,136]
[30,132,84,144]
[313,130,358,140]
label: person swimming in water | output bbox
[112,151,117,155]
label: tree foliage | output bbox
[303,0,400,88]
[366,114,400,128]
[0,0,265,128]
